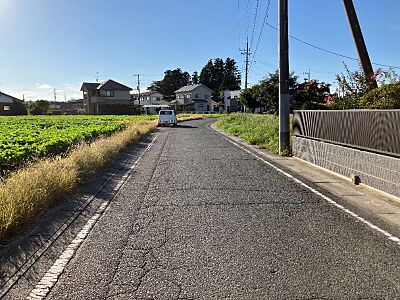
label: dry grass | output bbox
[0,121,156,240]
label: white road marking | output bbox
[26,133,159,300]
[214,129,400,247]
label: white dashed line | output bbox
[26,133,159,300]
[213,128,400,247]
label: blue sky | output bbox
[1,0,399,100]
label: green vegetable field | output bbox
[0,115,157,173]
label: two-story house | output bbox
[80,79,132,114]
[173,84,213,113]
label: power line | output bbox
[245,0,252,37]
[250,0,260,49]
[266,22,400,69]
[250,0,272,72]
[237,0,241,50]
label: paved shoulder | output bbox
[39,119,400,299]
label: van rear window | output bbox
[160,111,173,115]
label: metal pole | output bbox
[279,0,290,154]
[342,0,377,90]
[240,38,251,90]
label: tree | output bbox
[149,68,191,99]
[192,71,199,84]
[29,100,50,115]
[360,82,400,109]
[199,60,214,89]
[253,70,297,114]
[199,58,241,102]
[294,80,331,110]
[240,88,260,113]
[221,58,241,91]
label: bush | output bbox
[301,101,331,110]
[360,82,400,109]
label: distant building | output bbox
[48,99,85,114]
[224,90,242,113]
[132,91,169,107]
[173,84,213,113]
[0,91,26,116]
[80,79,133,114]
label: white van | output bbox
[157,110,177,127]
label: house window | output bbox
[186,94,191,99]
[205,94,209,99]
[156,97,161,101]
[100,90,114,97]
[3,106,10,111]
[195,93,199,98]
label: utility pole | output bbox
[240,38,252,89]
[279,0,290,154]
[133,74,141,106]
[342,0,377,90]
[53,89,57,102]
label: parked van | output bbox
[157,110,177,127]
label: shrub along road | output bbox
[8,118,400,299]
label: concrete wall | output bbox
[292,110,400,197]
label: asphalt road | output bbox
[32,119,400,299]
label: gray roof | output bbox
[97,79,132,91]
[80,82,100,91]
[175,84,213,93]
[0,91,22,103]
[80,79,132,91]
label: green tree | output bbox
[192,71,199,84]
[221,58,241,91]
[253,70,298,114]
[29,100,50,115]
[240,87,260,113]
[360,82,400,109]
[149,68,191,99]
[199,60,214,89]
[294,80,331,110]
[200,58,241,102]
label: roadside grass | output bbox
[216,113,292,154]
[0,114,205,240]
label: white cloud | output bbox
[37,83,52,89]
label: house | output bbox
[173,84,213,113]
[132,91,170,107]
[132,91,165,105]
[80,79,133,114]
[224,90,242,113]
[0,91,26,116]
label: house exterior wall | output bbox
[175,86,212,113]
[224,90,241,112]
[83,89,131,114]
[0,94,25,116]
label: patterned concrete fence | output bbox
[292,110,400,197]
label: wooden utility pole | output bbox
[279,0,290,154]
[342,0,377,90]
